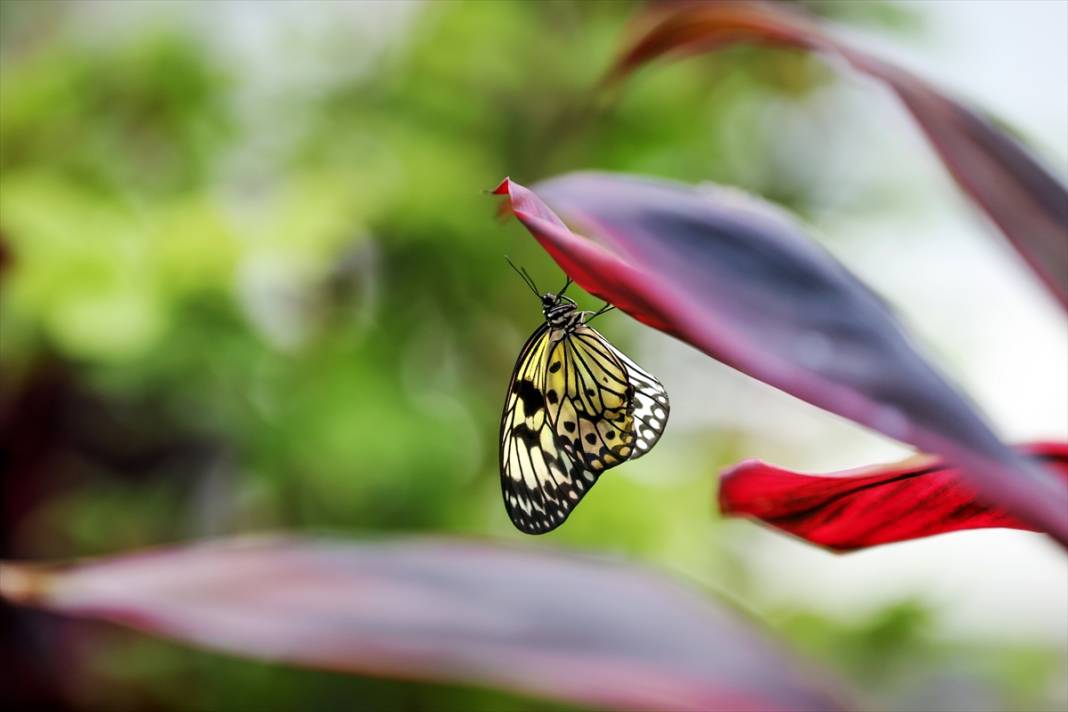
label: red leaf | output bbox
[720,442,1068,552]
[609,0,1068,310]
[0,537,851,712]
[493,174,1068,547]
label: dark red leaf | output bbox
[0,536,851,712]
[493,174,1068,547]
[609,0,1068,309]
[720,442,1068,552]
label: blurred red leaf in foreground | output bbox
[494,174,1068,547]
[609,0,1068,310]
[0,537,851,712]
[720,442,1068,552]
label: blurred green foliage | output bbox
[1,2,1063,711]
[1,0,831,553]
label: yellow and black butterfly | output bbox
[500,261,669,534]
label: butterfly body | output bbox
[537,292,582,330]
[500,285,669,534]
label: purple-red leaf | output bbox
[0,536,850,712]
[494,174,1068,547]
[609,0,1068,309]
[720,442,1068,552]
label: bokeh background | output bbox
[2,1,1065,710]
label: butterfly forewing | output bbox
[500,324,597,534]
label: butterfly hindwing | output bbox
[545,326,639,473]
[499,324,599,534]
[602,337,670,459]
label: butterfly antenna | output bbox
[505,256,540,297]
[555,276,573,302]
[521,267,540,294]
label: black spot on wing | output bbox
[514,378,545,416]
[510,422,540,447]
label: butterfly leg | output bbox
[584,302,615,323]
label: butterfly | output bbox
[499,261,669,534]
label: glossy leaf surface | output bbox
[609,0,1068,309]
[720,442,1068,551]
[0,536,849,712]
[494,174,1068,546]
